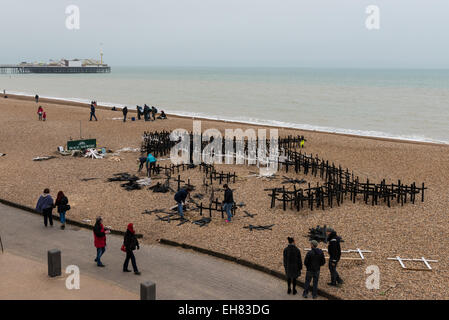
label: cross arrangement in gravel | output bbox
[243,224,275,231]
[142,209,170,215]
[192,217,212,227]
[387,256,438,271]
[305,248,370,261]
[243,210,257,218]
[155,213,190,226]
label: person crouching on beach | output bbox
[42,112,47,121]
[283,237,302,295]
[55,191,70,230]
[122,223,141,275]
[174,187,192,219]
[37,106,43,121]
[138,155,147,172]
[146,153,157,177]
[93,217,109,267]
[223,184,234,222]
[157,110,167,120]
[36,188,55,227]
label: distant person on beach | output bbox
[122,223,141,275]
[327,228,343,287]
[35,94,39,103]
[90,102,98,121]
[35,188,55,227]
[283,237,302,295]
[37,106,43,121]
[122,106,128,122]
[174,187,192,219]
[151,106,157,120]
[157,110,167,120]
[146,153,157,177]
[93,216,109,267]
[143,104,150,121]
[303,240,326,299]
[55,191,70,230]
[138,155,147,172]
[137,105,143,120]
[222,184,234,222]
[42,112,47,121]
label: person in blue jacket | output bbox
[146,153,157,177]
[36,188,55,227]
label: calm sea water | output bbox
[1,67,449,144]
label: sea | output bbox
[1,67,448,144]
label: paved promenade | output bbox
[0,203,316,300]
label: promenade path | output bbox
[0,203,317,300]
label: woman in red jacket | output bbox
[37,106,43,121]
[93,217,109,267]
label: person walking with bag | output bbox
[93,217,109,267]
[283,237,302,295]
[36,188,55,227]
[122,223,141,275]
[55,191,70,230]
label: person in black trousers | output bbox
[90,102,98,121]
[123,223,141,275]
[35,188,55,227]
[283,237,302,295]
[303,240,325,299]
[122,106,128,122]
[327,228,343,286]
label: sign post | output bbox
[67,139,97,151]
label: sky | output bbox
[0,0,448,68]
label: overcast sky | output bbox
[1,0,448,68]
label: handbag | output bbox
[65,204,71,211]
[121,244,126,252]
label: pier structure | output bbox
[0,65,111,74]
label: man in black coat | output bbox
[123,223,141,275]
[143,104,150,121]
[223,184,234,222]
[327,228,343,286]
[283,237,302,295]
[303,240,325,299]
[122,106,128,122]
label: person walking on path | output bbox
[146,153,157,177]
[303,240,325,299]
[122,106,128,122]
[37,106,43,121]
[327,228,343,287]
[222,184,234,222]
[122,223,141,275]
[283,237,302,295]
[55,191,69,230]
[174,187,192,219]
[90,102,98,121]
[93,217,109,267]
[35,188,55,227]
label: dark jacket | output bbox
[327,232,342,262]
[174,189,188,203]
[304,248,326,272]
[123,230,139,251]
[36,194,54,213]
[283,244,302,278]
[55,196,69,214]
[123,107,128,115]
[90,105,95,113]
[223,188,234,204]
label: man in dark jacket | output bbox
[122,106,128,122]
[303,240,326,299]
[90,102,98,121]
[283,237,302,295]
[123,223,141,275]
[36,188,55,227]
[327,228,343,286]
[143,104,150,121]
[174,187,192,218]
[223,184,234,222]
[137,105,143,120]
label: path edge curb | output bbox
[0,198,143,238]
[159,238,342,300]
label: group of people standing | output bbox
[283,229,343,299]
[35,189,141,274]
[136,104,167,121]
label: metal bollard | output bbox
[48,249,61,277]
[140,281,156,300]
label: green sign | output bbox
[67,139,97,151]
